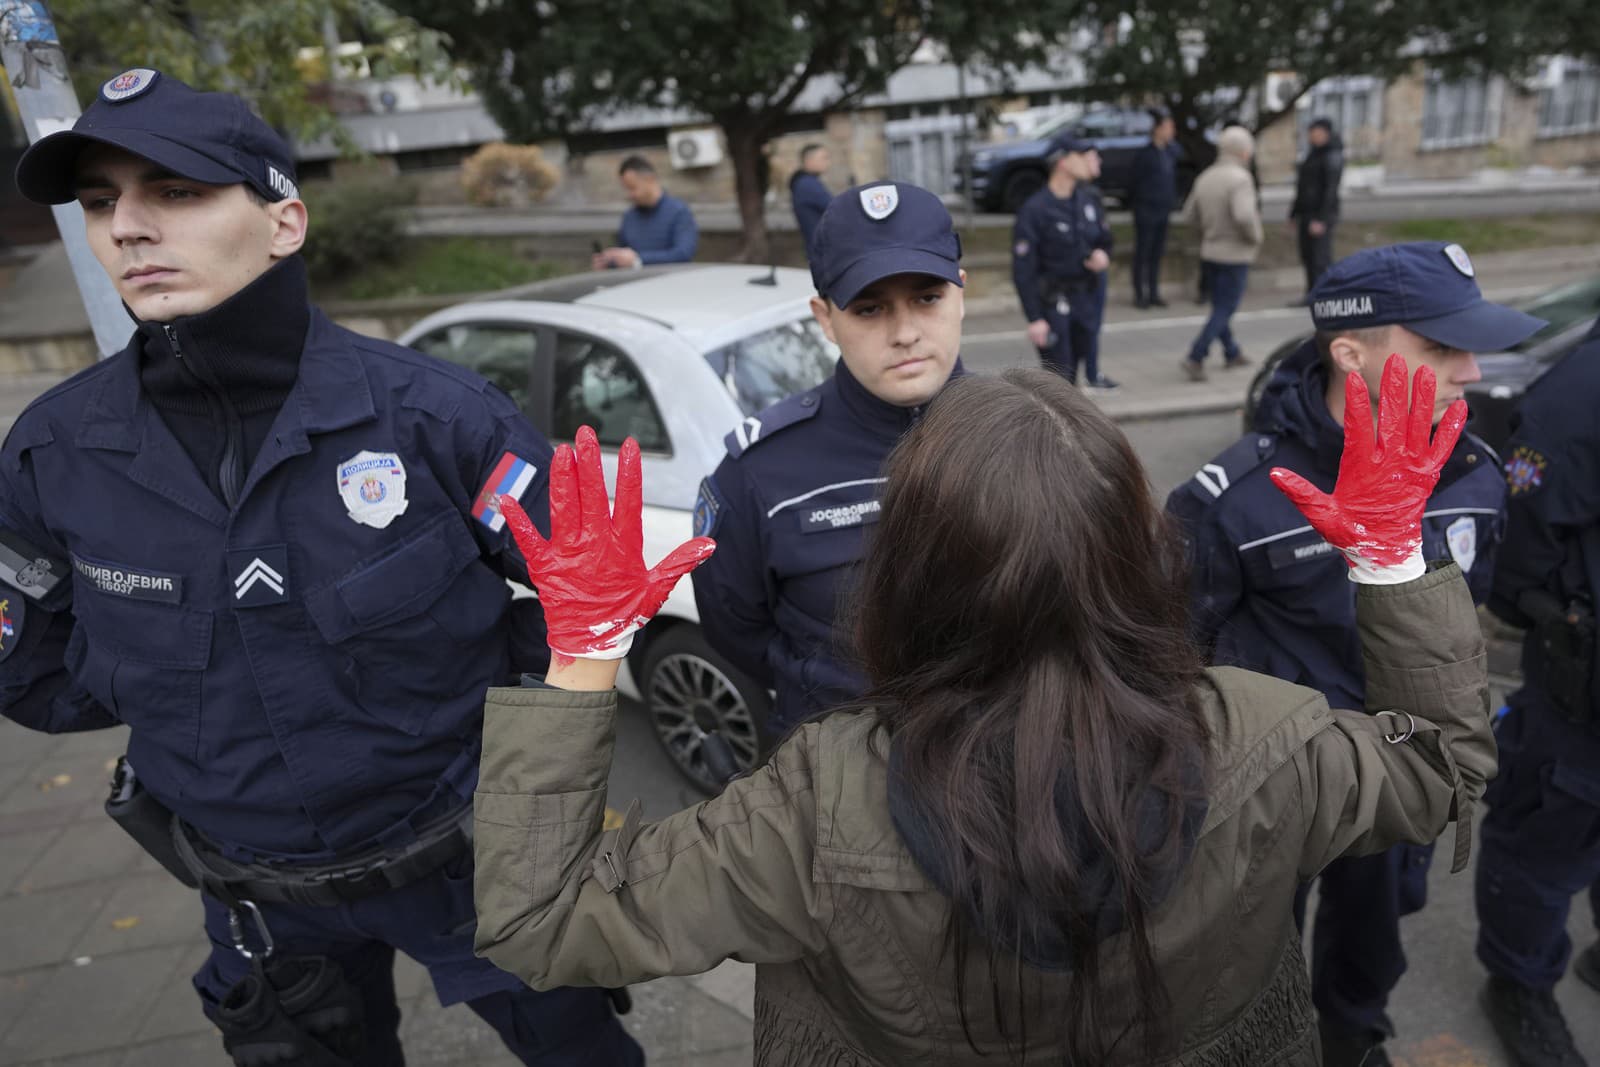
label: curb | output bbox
[1099,391,1246,424]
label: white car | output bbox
[398,264,837,792]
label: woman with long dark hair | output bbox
[473,354,1494,1065]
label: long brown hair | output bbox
[854,368,1211,1062]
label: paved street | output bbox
[2,258,1599,1064]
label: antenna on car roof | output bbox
[749,262,778,287]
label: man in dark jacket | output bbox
[1475,318,1600,1067]
[4,69,640,1064]
[693,180,965,737]
[1291,118,1344,299]
[790,143,832,263]
[1128,109,1179,309]
[1168,241,1545,1067]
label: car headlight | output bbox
[971,152,994,168]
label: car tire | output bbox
[1002,169,1045,213]
[640,625,770,795]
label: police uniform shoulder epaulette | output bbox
[1181,431,1279,504]
[722,387,824,459]
[1462,429,1500,468]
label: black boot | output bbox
[1483,976,1588,1066]
[1319,1017,1391,1067]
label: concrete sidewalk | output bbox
[0,720,757,1066]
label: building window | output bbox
[1421,73,1502,150]
[1300,77,1384,161]
[1538,60,1600,138]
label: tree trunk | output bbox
[1167,96,1217,172]
[722,118,770,263]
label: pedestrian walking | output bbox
[1475,316,1600,1067]
[1129,108,1180,309]
[1291,117,1345,300]
[1011,132,1119,390]
[2,69,640,1066]
[1181,125,1262,381]
[790,142,832,263]
[1167,241,1545,1066]
[690,180,965,738]
[472,356,1496,1066]
[592,154,699,268]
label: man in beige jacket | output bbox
[1182,126,1264,382]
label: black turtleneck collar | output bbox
[137,255,310,416]
[834,355,965,439]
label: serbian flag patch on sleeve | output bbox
[472,452,539,532]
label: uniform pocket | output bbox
[67,594,213,764]
[304,510,509,736]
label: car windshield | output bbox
[1512,274,1600,352]
[704,318,839,416]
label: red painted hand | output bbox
[1269,353,1467,577]
[502,426,716,659]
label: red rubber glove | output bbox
[501,426,716,659]
[1269,353,1468,584]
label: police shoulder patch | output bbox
[1186,433,1278,503]
[721,391,822,459]
[1505,444,1548,497]
[693,478,726,539]
[0,590,24,663]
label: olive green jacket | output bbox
[474,565,1493,1065]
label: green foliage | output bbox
[331,238,564,301]
[48,0,459,148]
[299,177,415,281]
[387,0,1083,255]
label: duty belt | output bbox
[172,805,472,909]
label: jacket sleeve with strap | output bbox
[1011,196,1047,322]
[1293,564,1495,879]
[0,416,120,734]
[473,686,830,990]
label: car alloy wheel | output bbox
[648,652,762,793]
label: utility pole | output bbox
[2,0,131,356]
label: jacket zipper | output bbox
[165,323,245,508]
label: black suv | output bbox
[953,107,1200,213]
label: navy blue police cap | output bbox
[1047,131,1096,157]
[810,180,962,307]
[1308,241,1546,352]
[15,68,300,206]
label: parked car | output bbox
[398,264,839,792]
[953,106,1200,213]
[1241,273,1600,453]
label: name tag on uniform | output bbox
[1265,537,1337,571]
[799,499,881,533]
[71,553,183,603]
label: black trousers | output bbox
[1132,211,1169,302]
[1298,218,1335,294]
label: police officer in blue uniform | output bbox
[1167,241,1545,1067]
[1128,109,1179,310]
[1,70,641,1066]
[1012,132,1119,391]
[692,180,965,737]
[1476,318,1600,1067]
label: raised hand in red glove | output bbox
[501,426,716,660]
[1269,353,1468,584]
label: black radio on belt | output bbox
[106,756,201,888]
